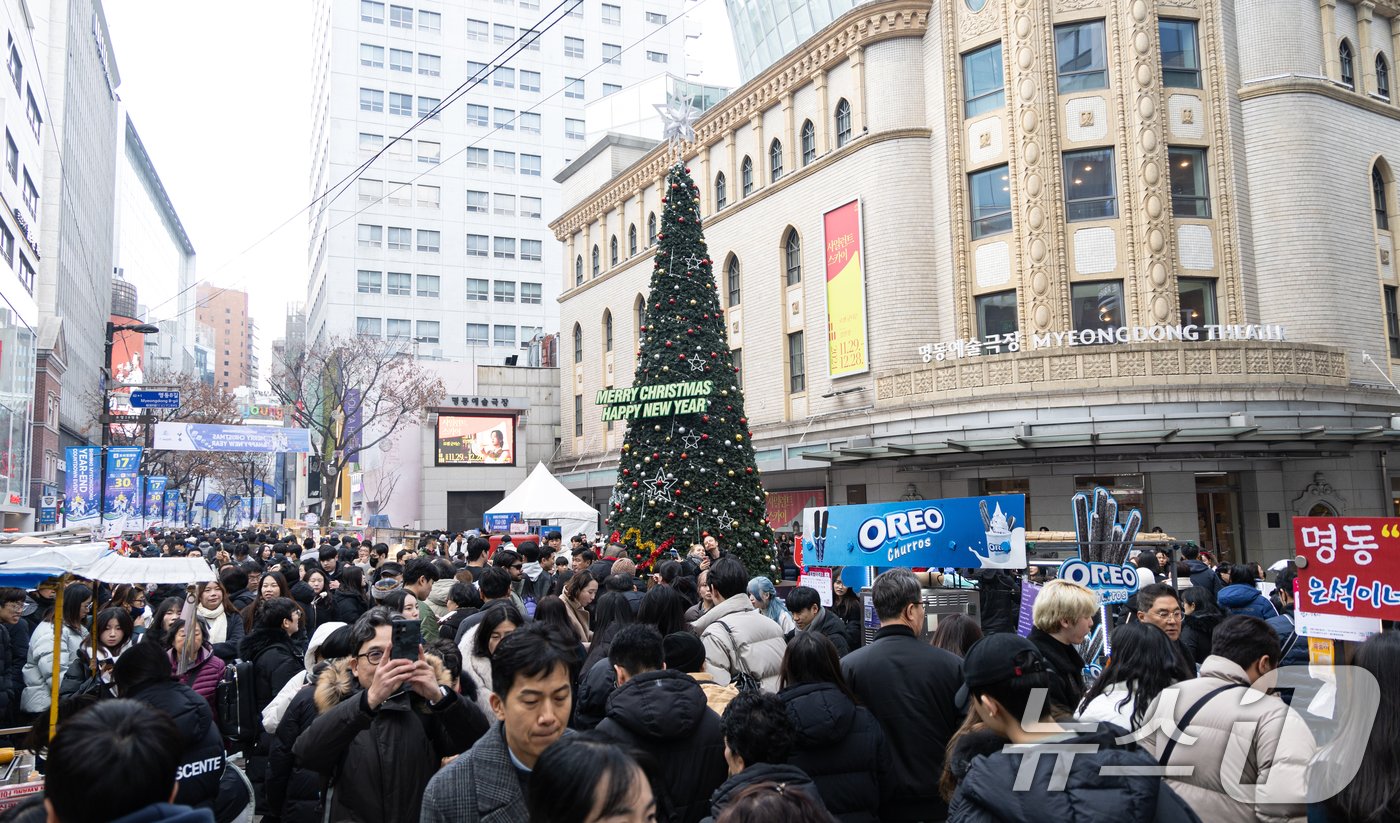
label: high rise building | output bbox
[724,0,875,81]
[305,0,698,363]
[196,285,253,393]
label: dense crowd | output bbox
[2,528,1396,823]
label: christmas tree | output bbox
[605,161,775,575]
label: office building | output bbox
[197,284,254,393]
[724,0,877,80]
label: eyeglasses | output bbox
[511,564,523,570]
[1150,609,1184,622]
[357,648,386,665]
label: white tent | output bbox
[485,463,599,542]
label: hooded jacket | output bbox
[1140,656,1316,823]
[1186,560,1222,599]
[595,670,728,823]
[691,594,786,691]
[293,656,490,823]
[1218,585,1280,620]
[1180,611,1222,670]
[420,579,457,642]
[239,629,304,715]
[700,762,825,823]
[128,680,227,810]
[779,681,885,823]
[948,723,1202,822]
[0,618,27,722]
[331,589,370,625]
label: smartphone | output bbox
[390,620,421,661]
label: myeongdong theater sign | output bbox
[917,323,1288,362]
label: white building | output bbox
[305,0,702,530]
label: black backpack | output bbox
[216,659,259,744]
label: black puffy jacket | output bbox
[1179,612,1221,670]
[779,682,885,823]
[266,678,324,823]
[1028,628,1087,713]
[331,590,369,625]
[239,630,303,716]
[596,670,727,823]
[948,723,1201,822]
[129,680,227,811]
[573,656,616,730]
[967,569,1021,635]
[701,763,826,823]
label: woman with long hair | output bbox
[1315,630,1400,822]
[562,571,597,645]
[638,584,689,637]
[747,577,796,634]
[302,567,335,628]
[575,592,636,729]
[60,606,133,701]
[332,565,370,624]
[105,584,150,639]
[526,733,659,823]
[21,582,92,715]
[1077,621,1183,730]
[461,602,524,716]
[1179,587,1222,668]
[196,580,245,662]
[241,570,292,631]
[380,587,420,621]
[143,596,186,649]
[829,568,862,651]
[778,631,884,822]
[930,614,982,658]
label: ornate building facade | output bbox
[552,0,1400,566]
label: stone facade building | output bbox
[552,0,1400,566]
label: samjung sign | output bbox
[918,323,1289,362]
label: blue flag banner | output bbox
[153,422,313,454]
[801,494,1027,569]
[238,496,252,526]
[65,447,101,528]
[145,477,166,528]
[205,493,225,512]
[175,496,188,526]
[163,489,179,525]
[102,447,143,537]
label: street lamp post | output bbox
[100,321,159,540]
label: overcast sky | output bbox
[103,1,739,387]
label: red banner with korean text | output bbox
[765,488,826,531]
[1293,517,1400,621]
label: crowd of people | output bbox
[1,527,1396,823]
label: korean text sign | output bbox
[823,200,869,378]
[1293,517,1400,621]
[801,494,1026,569]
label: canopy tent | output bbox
[0,544,216,588]
[485,463,599,543]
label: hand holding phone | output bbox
[391,620,422,661]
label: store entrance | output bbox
[1195,473,1243,566]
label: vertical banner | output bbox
[102,447,143,537]
[344,388,363,463]
[163,489,179,525]
[175,496,188,526]
[822,200,870,378]
[238,496,252,527]
[144,477,166,528]
[64,446,101,529]
[131,475,146,533]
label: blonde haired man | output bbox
[1028,579,1099,713]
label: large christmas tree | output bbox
[605,161,775,574]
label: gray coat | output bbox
[421,722,566,823]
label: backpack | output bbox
[216,659,260,744]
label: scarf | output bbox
[198,604,228,644]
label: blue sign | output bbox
[144,477,166,527]
[65,446,101,528]
[163,489,180,525]
[129,390,180,409]
[102,446,143,537]
[1057,558,1139,605]
[485,512,520,532]
[801,494,1027,569]
[154,422,313,454]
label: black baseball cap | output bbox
[954,633,1050,711]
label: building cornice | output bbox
[550,0,933,241]
[1238,74,1400,121]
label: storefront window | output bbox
[1178,278,1218,327]
[1071,280,1124,334]
[0,305,34,510]
[976,290,1018,339]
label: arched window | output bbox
[726,255,741,307]
[610,235,619,266]
[715,172,727,209]
[1379,54,1391,101]
[1340,39,1355,89]
[835,99,852,147]
[741,156,753,196]
[1375,165,1390,231]
[628,224,638,255]
[784,229,802,286]
[770,139,784,182]
[575,255,584,287]
[647,212,657,245]
[603,310,613,352]
[801,120,816,165]
[572,324,583,363]
[635,294,647,333]
[591,244,600,278]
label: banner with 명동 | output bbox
[102,446,143,537]
[1294,516,1400,621]
[65,446,101,529]
[153,422,313,454]
[801,494,1027,569]
[144,477,166,528]
[823,200,869,379]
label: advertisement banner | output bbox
[144,477,166,528]
[765,489,826,532]
[153,422,313,454]
[130,474,145,534]
[344,388,363,463]
[175,496,187,526]
[238,496,252,526]
[163,489,179,525]
[485,512,520,532]
[822,200,869,378]
[1294,516,1400,621]
[102,446,143,537]
[65,446,101,528]
[801,494,1026,569]
[435,414,516,466]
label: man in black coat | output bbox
[841,569,963,822]
[0,588,28,724]
[784,586,851,657]
[1182,544,1221,601]
[965,568,1021,635]
[701,691,827,823]
[241,598,309,816]
[595,625,727,823]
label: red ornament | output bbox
[746,467,754,474]
[680,453,688,459]
[726,405,733,411]
[665,340,673,347]
[679,353,687,360]
[667,512,676,519]
[631,481,639,488]
[674,489,683,496]
[701,434,710,441]
[679,217,685,223]
[702,415,711,423]
[684,167,690,173]
[740,418,747,424]
[668,299,676,305]
[652,452,660,459]
[661,197,668,203]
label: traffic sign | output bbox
[130,390,180,409]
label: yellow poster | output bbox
[823,200,869,378]
[1307,636,1334,665]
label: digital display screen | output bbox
[435,414,516,466]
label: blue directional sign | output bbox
[129,390,180,409]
